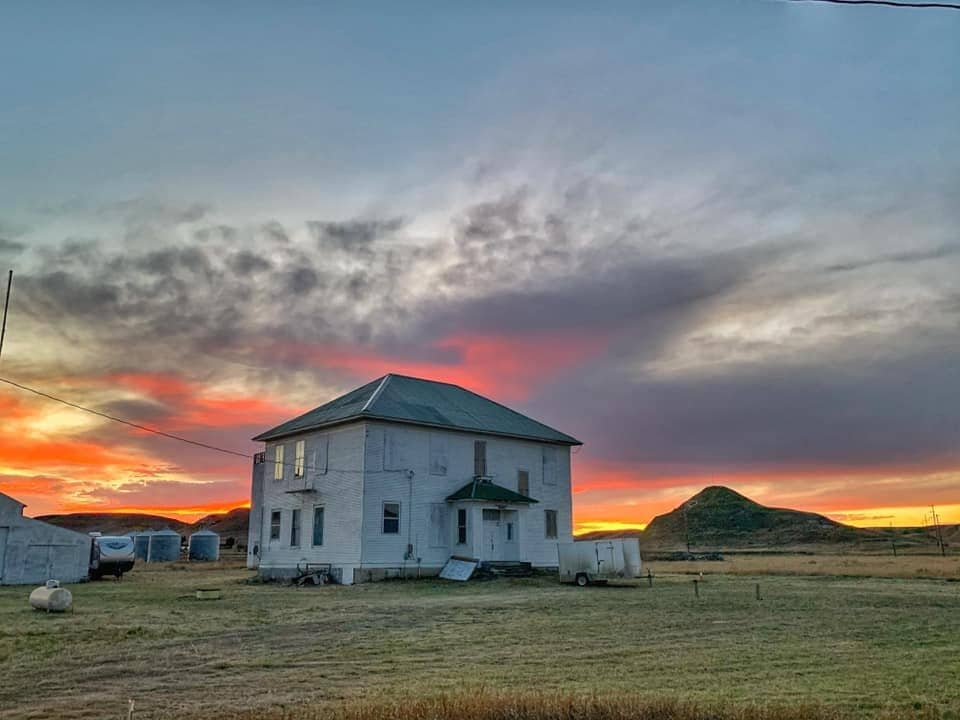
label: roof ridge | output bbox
[360,374,392,413]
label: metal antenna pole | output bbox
[0,270,11,362]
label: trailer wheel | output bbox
[575,573,589,587]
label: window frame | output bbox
[517,469,530,497]
[269,510,281,541]
[382,501,401,535]
[312,505,325,547]
[474,440,487,477]
[545,509,558,539]
[457,508,468,545]
[290,508,301,547]
[294,440,306,478]
[273,444,285,481]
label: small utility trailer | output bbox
[557,539,642,586]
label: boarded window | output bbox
[545,509,558,539]
[382,502,400,534]
[542,447,556,486]
[474,440,487,477]
[517,470,530,497]
[294,440,306,478]
[384,430,407,471]
[429,434,448,476]
[270,510,281,540]
[273,445,285,481]
[312,436,328,476]
[457,508,468,544]
[312,506,324,546]
[290,509,301,546]
[429,503,447,547]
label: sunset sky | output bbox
[1,2,958,531]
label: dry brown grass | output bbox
[223,693,944,720]
[646,553,960,580]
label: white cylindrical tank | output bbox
[30,581,73,612]
[188,530,220,561]
[147,529,181,562]
[131,530,154,561]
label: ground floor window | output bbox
[383,501,400,534]
[270,510,281,540]
[545,509,558,539]
[457,508,467,544]
[313,506,324,546]
[290,509,301,547]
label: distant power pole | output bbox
[0,269,11,363]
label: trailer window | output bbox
[545,509,558,539]
[270,510,281,540]
[457,508,467,544]
[382,502,400,534]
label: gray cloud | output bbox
[6,178,960,480]
[0,237,25,254]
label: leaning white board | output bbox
[439,557,478,581]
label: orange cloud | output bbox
[276,331,609,400]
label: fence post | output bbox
[755,582,761,601]
[693,579,699,598]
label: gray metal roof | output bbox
[252,374,582,445]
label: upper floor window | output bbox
[545,509,558,539]
[273,444,285,481]
[294,440,306,478]
[474,440,487,477]
[269,510,281,540]
[518,470,530,497]
[542,447,556,486]
[382,502,400,534]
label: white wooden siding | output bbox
[257,422,365,575]
[252,419,574,579]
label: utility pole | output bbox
[683,500,697,554]
[0,269,11,362]
[930,505,946,557]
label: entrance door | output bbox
[482,509,502,561]
[500,510,519,561]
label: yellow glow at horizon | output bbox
[825,504,960,528]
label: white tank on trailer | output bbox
[558,539,642,586]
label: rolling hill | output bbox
[578,486,950,552]
[37,508,249,541]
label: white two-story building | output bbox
[247,373,581,584]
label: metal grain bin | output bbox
[188,529,220,561]
[147,529,181,562]
[130,530,154,561]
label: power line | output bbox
[785,0,960,9]
[0,375,251,459]
[0,374,403,476]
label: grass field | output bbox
[1,556,958,720]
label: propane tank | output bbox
[29,580,73,612]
